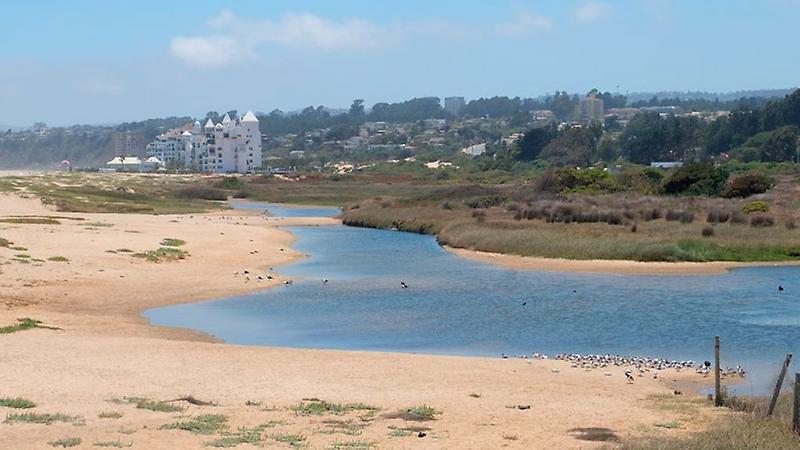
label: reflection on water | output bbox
[145,216,800,395]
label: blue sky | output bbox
[1,0,798,126]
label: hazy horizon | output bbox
[3,0,800,126]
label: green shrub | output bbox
[750,215,775,227]
[721,172,774,198]
[742,200,769,214]
[174,186,227,201]
[662,163,728,196]
[213,177,247,190]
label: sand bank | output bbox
[0,193,724,449]
[446,246,800,276]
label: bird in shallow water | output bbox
[779,284,784,292]
[400,282,408,289]
[323,279,329,284]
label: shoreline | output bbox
[445,245,800,275]
[0,193,728,448]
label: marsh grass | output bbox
[160,414,228,434]
[98,411,123,419]
[0,397,36,409]
[48,437,81,448]
[47,256,69,262]
[0,318,60,334]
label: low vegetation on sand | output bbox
[109,397,184,413]
[0,397,36,409]
[47,437,81,448]
[4,412,80,425]
[384,405,441,422]
[0,318,60,334]
[0,216,61,225]
[613,393,800,449]
[160,414,228,435]
[160,238,186,247]
[131,247,189,263]
[293,399,380,416]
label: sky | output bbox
[1,0,799,126]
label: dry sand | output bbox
[0,193,726,449]
[446,246,800,276]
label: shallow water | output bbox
[146,207,800,395]
[228,201,340,218]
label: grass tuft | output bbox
[160,414,228,435]
[110,396,184,413]
[47,256,70,262]
[0,397,37,409]
[98,411,123,419]
[0,318,60,334]
[94,440,132,448]
[4,412,78,425]
[131,247,189,263]
[48,437,81,448]
[160,238,186,247]
[269,433,306,448]
[384,405,441,421]
[293,400,380,416]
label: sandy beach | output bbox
[0,193,726,449]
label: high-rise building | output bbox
[575,95,604,122]
[145,111,262,173]
[111,131,136,156]
[444,96,465,117]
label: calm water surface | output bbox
[146,205,800,394]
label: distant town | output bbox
[0,88,797,174]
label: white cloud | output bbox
[494,10,553,37]
[573,1,613,23]
[171,10,383,68]
[171,35,251,68]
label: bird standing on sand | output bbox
[624,370,635,383]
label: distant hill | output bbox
[625,88,796,103]
[0,117,192,169]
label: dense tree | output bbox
[545,91,578,122]
[621,113,702,164]
[369,97,445,122]
[540,124,602,166]
[513,124,556,161]
[349,99,365,118]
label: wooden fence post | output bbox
[768,353,792,416]
[793,373,800,434]
[714,336,722,406]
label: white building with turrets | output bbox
[146,111,262,173]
